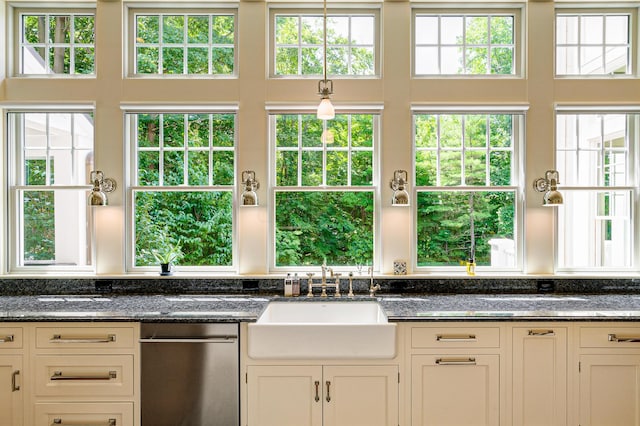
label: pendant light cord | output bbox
[323,0,328,83]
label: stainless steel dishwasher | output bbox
[140,323,239,426]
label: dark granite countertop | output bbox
[2,293,640,322]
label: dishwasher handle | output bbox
[140,336,238,343]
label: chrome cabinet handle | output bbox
[325,380,331,402]
[436,357,477,366]
[52,419,116,426]
[528,329,555,336]
[608,334,640,343]
[314,380,320,402]
[12,370,20,391]
[51,370,117,381]
[436,334,476,342]
[1,335,14,343]
[51,334,116,344]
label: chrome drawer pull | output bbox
[51,334,116,344]
[528,329,555,336]
[436,357,477,366]
[12,370,20,391]
[52,418,116,426]
[608,334,640,343]
[436,334,477,342]
[51,370,117,381]
[1,335,14,343]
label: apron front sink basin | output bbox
[248,301,396,359]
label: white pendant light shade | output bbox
[317,98,335,120]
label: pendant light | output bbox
[317,0,335,120]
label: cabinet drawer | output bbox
[35,402,134,426]
[411,326,500,349]
[580,327,640,348]
[34,355,134,397]
[35,325,135,350]
[0,327,23,349]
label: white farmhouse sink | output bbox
[248,301,396,359]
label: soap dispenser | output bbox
[284,273,293,297]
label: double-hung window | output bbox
[16,9,96,75]
[414,109,523,271]
[7,109,95,271]
[270,8,379,77]
[271,112,377,268]
[555,110,638,270]
[555,9,633,76]
[127,109,237,271]
[128,9,237,76]
[413,8,521,76]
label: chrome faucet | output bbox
[368,266,380,297]
[307,263,341,297]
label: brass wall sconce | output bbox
[241,170,260,206]
[390,170,410,206]
[533,170,563,206]
[88,170,117,206]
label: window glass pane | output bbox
[274,12,376,76]
[10,112,94,269]
[20,13,95,75]
[275,192,374,266]
[556,12,630,76]
[415,13,515,75]
[416,191,515,267]
[134,12,235,76]
[558,190,631,268]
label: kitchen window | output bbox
[128,9,237,76]
[270,8,379,77]
[555,10,633,76]
[7,110,95,271]
[127,110,237,271]
[414,109,523,271]
[413,8,521,76]
[271,112,377,268]
[555,110,638,270]
[16,9,96,76]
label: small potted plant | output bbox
[149,234,184,276]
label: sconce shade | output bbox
[543,189,564,206]
[242,190,258,206]
[89,189,108,206]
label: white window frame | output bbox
[412,6,524,78]
[268,6,381,79]
[6,105,96,273]
[124,104,239,273]
[12,6,97,77]
[412,105,526,273]
[125,6,239,78]
[554,7,637,78]
[554,106,640,273]
[267,105,382,273]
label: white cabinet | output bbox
[511,326,567,426]
[0,326,24,426]
[247,364,398,426]
[577,326,640,426]
[31,323,140,426]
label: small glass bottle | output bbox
[292,273,300,297]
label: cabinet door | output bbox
[247,365,322,426]
[512,327,567,426]
[0,355,23,426]
[412,354,500,426]
[323,365,398,426]
[579,354,640,426]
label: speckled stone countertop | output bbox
[2,293,640,322]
